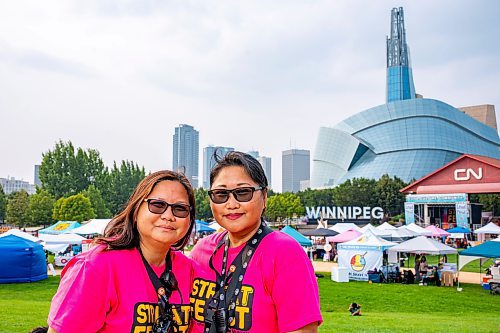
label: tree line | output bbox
[1,140,499,227]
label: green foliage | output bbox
[5,190,30,226]
[39,140,107,198]
[194,188,212,220]
[52,194,95,222]
[0,186,6,221]
[28,189,55,226]
[265,192,303,221]
[102,160,146,215]
[81,185,111,218]
[332,178,378,207]
[475,193,500,215]
[297,188,335,207]
[375,174,408,217]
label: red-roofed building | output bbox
[400,155,500,230]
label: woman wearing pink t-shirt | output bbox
[189,151,322,333]
[48,170,196,333]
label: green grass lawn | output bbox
[0,274,499,333]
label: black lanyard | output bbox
[138,248,178,333]
[205,221,272,333]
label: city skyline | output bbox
[1,1,499,192]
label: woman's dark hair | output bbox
[210,151,268,188]
[96,170,195,251]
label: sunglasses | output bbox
[208,186,265,204]
[143,198,191,218]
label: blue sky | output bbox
[1,0,499,192]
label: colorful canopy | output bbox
[38,221,81,235]
[281,225,312,247]
[425,225,451,237]
[72,219,111,235]
[326,229,362,243]
[460,240,500,258]
[446,226,471,234]
[338,230,397,251]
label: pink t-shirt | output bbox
[48,245,194,333]
[189,231,322,333]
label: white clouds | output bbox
[0,0,499,191]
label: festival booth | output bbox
[337,231,397,281]
[329,223,361,234]
[360,223,391,237]
[404,223,432,236]
[195,221,216,234]
[71,219,111,235]
[0,235,47,283]
[425,225,451,237]
[458,239,500,292]
[280,225,312,247]
[0,229,42,243]
[38,233,86,266]
[474,222,500,243]
[38,221,81,235]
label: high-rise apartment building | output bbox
[34,165,41,186]
[203,146,234,189]
[257,156,272,188]
[0,177,36,195]
[173,124,199,188]
[282,149,310,193]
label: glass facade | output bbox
[311,98,500,188]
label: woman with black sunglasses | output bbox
[47,170,196,333]
[189,152,322,333]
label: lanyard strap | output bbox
[139,248,173,296]
[205,221,273,332]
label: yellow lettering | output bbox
[239,286,254,307]
[235,306,250,329]
[192,279,200,296]
[133,326,147,333]
[206,282,216,299]
[136,304,148,324]
[198,279,210,298]
[194,299,206,322]
[172,306,181,324]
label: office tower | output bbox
[173,124,199,188]
[282,149,310,193]
[247,151,260,159]
[203,146,234,189]
[257,156,272,188]
[0,177,36,195]
[386,7,416,102]
[34,165,41,187]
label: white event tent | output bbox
[329,223,361,233]
[403,223,432,236]
[0,229,42,243]
[376,222,397,231]
[360,224,391,237]
[474,222,500,235]
[388,236,457,255]
[338,230,397,281]
[72,219,112,235]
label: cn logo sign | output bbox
[454,168,483,181]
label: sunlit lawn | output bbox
[0,274,499,333]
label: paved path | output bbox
[312,261,484,284]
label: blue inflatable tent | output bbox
[0,235,47,283]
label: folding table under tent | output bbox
[0,235,47,283]
[458,239,500,289]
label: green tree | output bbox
[474,194,500,216]
[28,189,56,226]
[297,188,335,207]
[52,197,65,221]
[81,185,111,218]
[375,174,407,217]
[53,194,95,222]
[103,161,146,215]
[194,188,212,220]
[0,186,6,222]
[5,190,30,227]
[265,192,303,222]
[333,178,378,207]
[39,140,107,198]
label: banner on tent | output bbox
[338,249,383,281]
[455,202,469,228]
[404,202,415,225]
